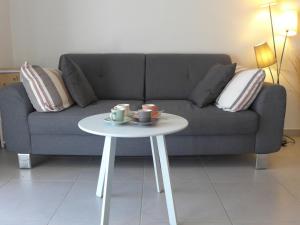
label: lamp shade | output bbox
[279,10,298,36]
[260,0,278,7]
[254,42,276,68]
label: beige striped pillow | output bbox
[215,68,265,112]
[20,62,74,112]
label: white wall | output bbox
[7,0,300,129]
[0,0,13,67]
[9,0,270,67]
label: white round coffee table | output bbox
[78,113,188,225]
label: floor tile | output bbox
[0,180,73,222]
[0,175,10,188]
[8,156,92,182]
[263,146,300,184]
[48,181,142,225]
[0,167,23,185]
[269,167,300,183]
[279,181,300,201]
[0,218,48,225]
[0,180,8,188]
[141,181,229,224]
[141,222,231,225]
[233,222,300,225]
[214,182,300,223]
[268,144,300,169]
[78,157,144,183]
[202,155,279,184]
[144,157,211,184]
[0,150,21,182]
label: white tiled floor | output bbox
[0,137,300,225]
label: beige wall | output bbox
[0,0,13,67]
[7,0,300,129]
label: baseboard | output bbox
[284,129,300,136]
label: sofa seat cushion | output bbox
[28,100,143,135]
[147,100,259,136]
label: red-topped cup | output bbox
[142,104,159,118]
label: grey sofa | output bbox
[0,54,286,169]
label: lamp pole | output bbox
[268,3,280,83]
[268,67,275,84]
[278,29,289,82]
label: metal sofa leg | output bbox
[256,154,268,170]
[18,153,32,169]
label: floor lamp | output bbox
[258,1,298,84]
[256,1,298,146]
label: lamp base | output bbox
[281,135,296,147]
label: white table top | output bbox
[78,113,188,138]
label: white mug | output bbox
[110,108,125,122]
[115,104,130,116]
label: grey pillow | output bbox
[189,63,237,107]
[60,56,98,107]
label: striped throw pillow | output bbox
[215,68,265,112]
[20,62,74,112]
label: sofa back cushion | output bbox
[145,54,231,100]
[59,54,145,100]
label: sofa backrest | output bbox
[59,54,145,100]
[59,53,232,101]
[145,54,231,100]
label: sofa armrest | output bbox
[250,83,286,154]
[0,83,34,153]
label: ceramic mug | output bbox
[142,104,159,118]
[115,104,130,116]
[137,109,152,123]
[110,108,125,122]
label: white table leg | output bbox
[96,138,109,198]
[100,136,117,225]
[150,136,163,193]
[156,135,178,225]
